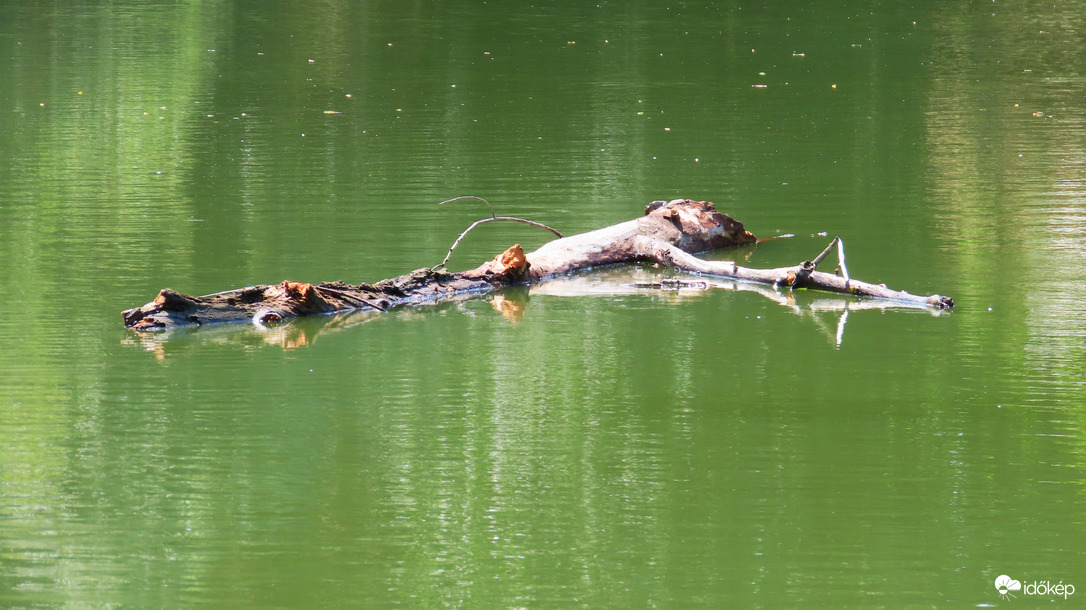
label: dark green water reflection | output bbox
[1,2,1083,607]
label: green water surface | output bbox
[1,2,1084,608]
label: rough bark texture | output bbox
[122,198,951,331]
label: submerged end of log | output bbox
[122,266,510,331]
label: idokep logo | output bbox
[994,574,1075,600]
[994,575,1021,599]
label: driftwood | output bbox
[122,199,953,331]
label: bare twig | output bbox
[432,197,563,270]
[806,236,850,288]
[437,195,497,219]
[810,238,838,266]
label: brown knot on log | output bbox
[481,244,530,282]
[274,281,335,315]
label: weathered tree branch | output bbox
[122,199,952,331]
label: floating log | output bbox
[122,199,952,330]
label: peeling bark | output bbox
[122,199,951,331]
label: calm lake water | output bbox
[2,2,1084,608]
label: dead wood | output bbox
[122,198,952,331]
